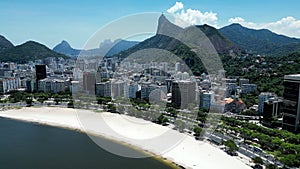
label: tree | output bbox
[252,156,263,165]
[36,93,48,104]
[157,114,169,125]
[193,126,202,138]
[107,103,117,113]
[53,94,61,105]
[265,163,278,169]
[223,140,238,155]
[280,154,299,167]
[174,119,186,132]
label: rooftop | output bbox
[284,74,300,81]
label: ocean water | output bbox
[0,117,174,169]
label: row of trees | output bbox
[6,91,72,106]
[221,117,300,167]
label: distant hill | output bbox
[0,41,68,63]
[219,23,300,55]
[105,39,139,56]
[53,40,80,57]
[0,35,14,53]
[53,39,139,58]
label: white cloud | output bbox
[167,2,218,27]
[166,2,300,38]
[228,16,300,38]
[228,17,244,23]
[167,2,184,14]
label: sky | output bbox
[1,0,300,49]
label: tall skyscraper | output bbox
[83,72,96,94]
[172,80,196,109]
[262,97,283,127]
[282,74,300,132]
[35,64,46,91]
[35,64,46,81]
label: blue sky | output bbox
[1,0,300,49]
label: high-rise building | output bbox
[282,74,300,132]
[25,79,35,93]
[83,72,96,94]
[38,78,65,93]
[95,81,111,97]
[200,91,214,110]
[258,92,275,114]
[128,83,139,99]
[262,97,283,127]
[111,80,125,98]
[141,82,155,100]
[0,77,21,94]
[165,79,172,93]
[148,85,167,103]
[172,80,196,109]
[140,82,167,101]
[35,64,46,90]
[35,65,47,81]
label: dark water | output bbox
[0,117,173,169]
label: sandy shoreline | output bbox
[0,107,251,169]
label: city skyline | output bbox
[1,0,300,49]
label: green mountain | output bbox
[0,41,68,63]
[196,24,240,54]
[113,14,239,75]
[0,35,14,52]
[219,23,300,55]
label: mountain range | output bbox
[1,14,300,63]
[0,41,67,64]
[219,23,300,55]
[113,15,300,60]
[53,39,139,58]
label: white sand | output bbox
[0,107,251,169]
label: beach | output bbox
[0,107,251,169]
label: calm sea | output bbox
[0,117,174,169]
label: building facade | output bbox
[241,84,257,94]
[258,92,276,114]
[128,83,139,99]
[172,80,196,109]
[95,81,111,97]
[83,72,96,94]
[199,91,214,110]
[282,74,300,132]
[0,77,21,94]
[262,97,283,127]
[38,78,65,93]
